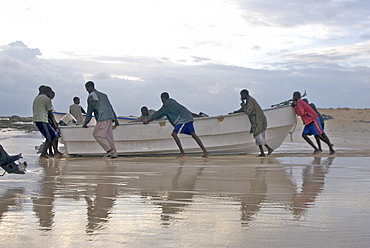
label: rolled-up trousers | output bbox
[93,120,117,156]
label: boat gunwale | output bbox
[59,105,293,129]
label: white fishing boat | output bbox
[59,105,296,156]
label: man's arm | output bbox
[150,102,170,121]
[233,107,244,113]
[293,100,305,116]
[48,111,58,130]
[83,98,99,127]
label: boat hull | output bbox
[59,106,296,156]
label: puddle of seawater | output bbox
[0,131,370,247]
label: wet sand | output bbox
[0,108,369,247]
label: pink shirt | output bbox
[293,99,318,125]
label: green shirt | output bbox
[33,94,52,123]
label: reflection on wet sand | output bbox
[292,157,335,219]
[33,159,59,230]
[0,155,336,241]
[85,165,118,233]
[0,188,24,221]
[141,166,205,226]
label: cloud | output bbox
[0,41,41,62]
[280,40,370,66]
[0,41,84,116]
[234,0,370,28]
[0,41,369,118]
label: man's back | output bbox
[87,89,116,123]
[294,99,318,125]
[33,94,52,123]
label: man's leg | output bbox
[265,145,274,155]
[40,141,51,158]
[255,132,272,156]
[106,122,117,157]
[257,145,265,157]
[52,138,63,158]
[171,132,186,158]
[36,122,56,159]
[93,120,114,156]
[314,136,322,152]
[302,133,320,153]
[190,132,209,158]
[320,133,335,154]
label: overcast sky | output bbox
[0,0,369,117]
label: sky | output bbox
[0,0,369,117]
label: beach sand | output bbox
[0,108,369,247]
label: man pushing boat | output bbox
[233,89,274,157]
[143,92,209,159]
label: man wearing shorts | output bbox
[143,92,209,158]
[33,86,59,158]
[292,91,335,154]
[233,89,274,157]
[302,98,335,153]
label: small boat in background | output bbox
[59,105,296,156]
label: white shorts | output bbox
[254,131,267,146]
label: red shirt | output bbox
[293,99,318,125]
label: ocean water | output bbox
[0,130,370,247]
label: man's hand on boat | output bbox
[143,119,152,124]
[112,119,119,130]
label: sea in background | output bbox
[0,108,370,247]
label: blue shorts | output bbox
[173,122,195,135]
[303,118,323,136]
[35,122,57,142]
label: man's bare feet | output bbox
[39,154,49,159]
[267,148,274,155]
[257,153,265,157]
[103,149,114,158]
[330,150,335,155]
[312,150,321,154]
[176,154,186,159]
[202,153,210,158]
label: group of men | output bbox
[32,85,63,158]
[33,81,335,159]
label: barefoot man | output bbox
[233,89,274,157]
[143,92,209,158]
[82,81,119,158]
[291,91,335,155]
[32,85,60,158]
